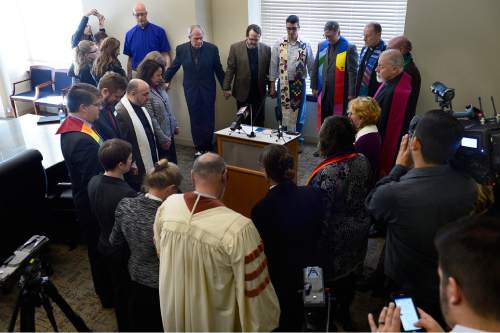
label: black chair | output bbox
[10,66,53,117]
[0,150,47,263]
[35,69,72,114]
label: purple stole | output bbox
[375,72,412,177]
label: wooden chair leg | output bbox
[10,98,18,118]
[33,102,39,115]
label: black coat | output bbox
[251,181,324,331]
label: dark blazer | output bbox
[164,41,224,91]
[223,40,271,102]
[251,181,324,331]
[60,131,103,217]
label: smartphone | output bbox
[392,295,423,332]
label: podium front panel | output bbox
[221,140,262,171]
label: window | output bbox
[260,0,408,93]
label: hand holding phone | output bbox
[393,295,424,332]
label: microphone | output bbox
[230,106,249,131]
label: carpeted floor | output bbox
[0,143,386,332]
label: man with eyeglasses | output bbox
[57,83,109,307]
[124,2,171,80]
[269,15,314,140]
[311,21,358,129]
[223,24,271,127]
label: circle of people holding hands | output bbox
[58,2,498,332]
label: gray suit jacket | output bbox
[223,40,271,102]
[310,40,358,98]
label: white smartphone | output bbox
[393,295,424,332]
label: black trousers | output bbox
[237,93,265,128]
[128,281,163,332]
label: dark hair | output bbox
[414,110,464,164]
[66,83,100,113]
[324,21,340,32]
[143,159,182,190]
[98,139,132,171]
[286,15,299,24]
[319,116,356,157]
[137,59,165,87]
[246,24,262,36]
[260,144,295,183]
[367,22,382,34]
[435,215,500,320]
[94,31,108,45]
[98,72,128,93]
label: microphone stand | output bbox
[248,104,256,138]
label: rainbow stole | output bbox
[56,116,103,145]
[316,36,348,129]
[306,152,358,185]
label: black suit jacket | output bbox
[251,181,324,297]
[164,41,224,91]
[60,131,103,233]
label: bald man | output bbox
[164,25,225,156]
[115,79,159,190]
[154,153,280,331]
[374,49,416,177]
[124,3,171,80]
[388,35,421,114]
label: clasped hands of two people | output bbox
[368,302,444,332]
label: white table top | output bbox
[0,114,63,169]
[215,125,300,145]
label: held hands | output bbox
[160,140,172,150]
[129,162,139,176]
[174,127,180,135]
[312,89,318,98]
[223,90,232,100]
[86,9,98,17]
[164,82,171,91]
[395,134,412,168]
[415,308,444,332]
[368,302,402,333]
[98,14,105,28]
[269,83,277,98]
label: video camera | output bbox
[430,82,500,184]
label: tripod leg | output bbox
[19,292,36,332]
[43,280,90,332]
[8,289,23,332]
[41,291,59,332]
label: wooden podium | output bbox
[215,125,300,217]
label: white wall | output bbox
[405,0,500,116]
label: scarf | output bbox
[56,115,103,145]
[358,40,386,97]
[279,38,307,113]
[120,95,157,173]
[316,36,349,129]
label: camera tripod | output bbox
[8,272,90,332]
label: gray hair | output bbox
[381,49,404,68]
[192,153,226,179]
[189,25,204,36]
[324,21,340,32]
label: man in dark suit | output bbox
[94,72,128,140]
[223,24,271,127]
[164,25,225,157]
[251,144,324,331]
[56,83,111,307]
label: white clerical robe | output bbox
[154,193,280,332]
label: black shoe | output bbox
[313,150,320,157]
[194,151,202,158]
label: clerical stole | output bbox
[306,152,358,185]
[375,72,412,177]
[316,36,348,129]
[56,116,103,145]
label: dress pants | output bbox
[128,281,163,332]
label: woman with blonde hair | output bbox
[347,96,382,177]
[110,159,181,331]
[92,37,126,83]
[70,40,98,86]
